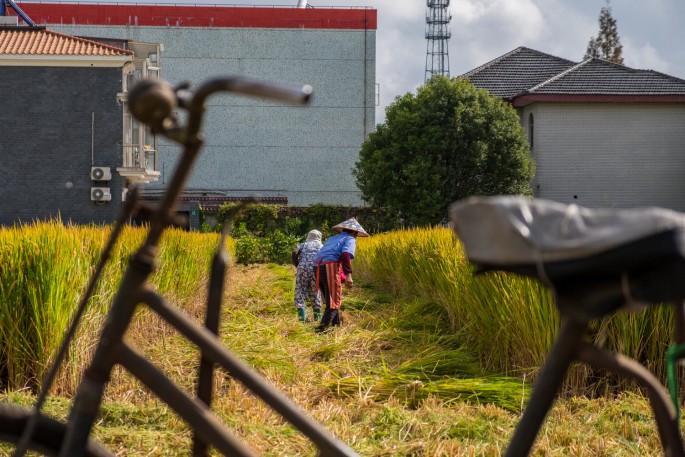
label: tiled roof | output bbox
[529,58,685,95]
[462,46,685,99]
[0,26,132,56]
[461,46,576,98]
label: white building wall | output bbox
[519,103,685,211]
[49,24,376,206]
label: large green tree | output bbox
[353,76,535,226]
[585,1,623,64]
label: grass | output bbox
[0,263,673,456]
[0,221,679,456]
[0,221,221,396]
[354,227,677,395]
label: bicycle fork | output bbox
[505,309,685,457]
[59,245,158,457]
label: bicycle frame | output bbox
[505,296,685,457]
[14,76,357,457]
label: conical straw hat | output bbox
[332,217,369,237]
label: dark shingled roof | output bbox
[461,46,576,98]
[462,46,685,99]
[529,58,685,95]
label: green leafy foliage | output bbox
[265,230,300,265]
[206,203,403,264]
[353,76,535,226]
[214,203,280,237]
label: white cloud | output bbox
[622,41,670,73]
[369,0,424,23]
[453,0,544,41]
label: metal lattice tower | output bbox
[425,0,451,82]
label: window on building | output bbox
[120,43,162,183]
[528,113,535,152]
[528,113,534,151]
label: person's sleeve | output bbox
[340,252,353,275]
[341,237,356,259]
[292,243,302,266]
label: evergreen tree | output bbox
[585,0,623,64]
[353,77,535,226]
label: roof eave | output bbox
[512,94,685,107]
[0,55,132,67]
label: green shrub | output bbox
[234,231,300,265]
[205,203,401,237]
[235,235,267,265]
[206,202,405,265]
[266,231,300,265]
[215,204,280,237]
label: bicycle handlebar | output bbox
[126,76,312,248]
[127,76,313,135]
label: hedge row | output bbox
[200,203,401,264]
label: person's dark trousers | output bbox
[317,265,339,329]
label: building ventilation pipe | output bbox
[297,0,307,7]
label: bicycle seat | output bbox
[450,196,685,319]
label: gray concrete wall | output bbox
[50,24,376,206]
[519,103,685,211]
[0,66,124,225]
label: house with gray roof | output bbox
[20,2,377,208]
[463,46,685,211]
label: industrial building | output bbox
[15,2,377,213]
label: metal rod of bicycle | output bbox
[138,288,357,456]
[192,225,230,456]
[503,318,586,457]
[505,311,685,457]
[57,77,320,456]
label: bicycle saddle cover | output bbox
[449,196,685,317]
[450,196,685,265]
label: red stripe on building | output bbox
[16,3,377,29]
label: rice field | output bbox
[0,263,669,455]
[355,226,676,395]
[0,220,222,394]
[0,222,676,397]
[0,222,675,454]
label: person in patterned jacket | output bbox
[293,230,324,322]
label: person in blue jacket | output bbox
[314,218,369,331]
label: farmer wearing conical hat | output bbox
[313,217,369,332]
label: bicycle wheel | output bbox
[0,403,112,456]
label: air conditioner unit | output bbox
[91,187,112,202]
[90,166,112,181]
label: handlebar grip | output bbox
[194,76,312,106]
[128,76,313,132]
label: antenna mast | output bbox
[0,0,35,25]
[425,0,451,82]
